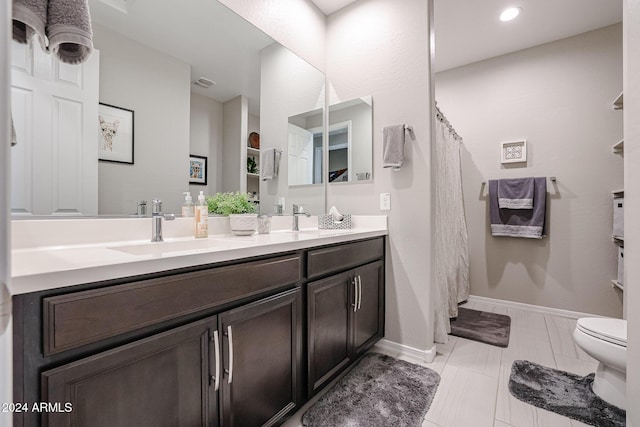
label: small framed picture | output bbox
[189,155,208,185]
[501,140,527,164]
[98,103,134,164]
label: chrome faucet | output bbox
[151,199,175,242]
[292,204,311,231]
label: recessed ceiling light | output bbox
[500,7,522,22]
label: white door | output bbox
[287,123,314,186]
[10,41,99,216]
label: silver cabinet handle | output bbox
[212,329,220,392]
[352,277,358,312]
[226,325,234,384]
[357,275,362,311]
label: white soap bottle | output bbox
[195,191,209,238]
[181,192,194,217]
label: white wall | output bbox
[1,0,13,423]
[93,24,191,215]
[260,43,326,215]
[624,0,640,424]
[217,0,326,72]
[326,0,435,355]
[436,25,623,317]
[190,93,224,197]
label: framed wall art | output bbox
[189,155,208,185]
[501,140,527,164]
[98,103,134,164]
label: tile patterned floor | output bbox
[284,299,599,427]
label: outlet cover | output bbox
[380,193,391,211]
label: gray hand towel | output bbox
[12,0,48,46]
[261,149,281,181]
[498,177,535,209]
[383,124,406,170]
[47,0,93,64]
[489,177,547,239]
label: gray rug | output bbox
[450,306,511,347]
[302,352,440,427]
[509,360,625,427]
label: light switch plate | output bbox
[380,193,391,211]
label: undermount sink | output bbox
[109,238,249,256]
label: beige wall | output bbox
[436,25,624,317]
[94,24,191,215]
[326,0,435,354]
[624,0,640,424]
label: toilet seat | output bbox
[577,317,627,347]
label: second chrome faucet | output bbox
[292,204,311,231]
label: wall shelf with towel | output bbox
[610,91,624,296]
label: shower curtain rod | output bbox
[435,103,461,141]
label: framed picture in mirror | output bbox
[189,155,208,185]
[98,103,134,164]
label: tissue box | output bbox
[318,214,352,230]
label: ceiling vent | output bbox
[193,77,216,89]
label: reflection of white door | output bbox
[10,41,99,215]
[288,123,313,185]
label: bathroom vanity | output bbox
[10,218,386,427]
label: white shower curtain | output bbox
[434,114,470,344]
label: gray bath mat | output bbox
[509,360,625,427]
[450,307,511,347]
[302,352,440,427]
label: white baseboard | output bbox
[372,339,436,363]
[468,295,602,319]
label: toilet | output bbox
[573,317,627,410]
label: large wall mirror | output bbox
[9,0,325,217]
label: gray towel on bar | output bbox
[498,177,535,209]
[261,148,281,181]
[12,0,48,46]
[47,0,93,64]
[490,177,547,239]
[383,124,406,170]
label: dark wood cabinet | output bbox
[219,288,302,427]
[307,257,384,396]
[15,237,384,427]
[41,316,219,427]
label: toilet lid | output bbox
[577,317,627,347]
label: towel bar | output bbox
[481,176,556,188]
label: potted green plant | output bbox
[206,192,258,235]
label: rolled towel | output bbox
[46,0,93,64]
[383,124,406,170]
[12,0,48,47]
[497,177,535,209]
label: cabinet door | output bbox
[41,317,219,427]
[353,260,385,357]
[219,288,302,427]
[307,271,353,396]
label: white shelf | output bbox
[247,172,260,178]
[612,92,624,110]
[613,236,624,244]
[247,147,260,155]
[612,189,624,197]
[611,280,624,291]
[612,139,624,153]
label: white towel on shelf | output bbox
[383,124,406,170]
[261,148,281,181]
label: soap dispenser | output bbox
[181,192,194,217]
[195,191,208,238]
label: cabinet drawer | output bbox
[307,238,384,279]
[43,254,301,356]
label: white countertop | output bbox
[10,216,387,295]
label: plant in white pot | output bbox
[206,192,258,236]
